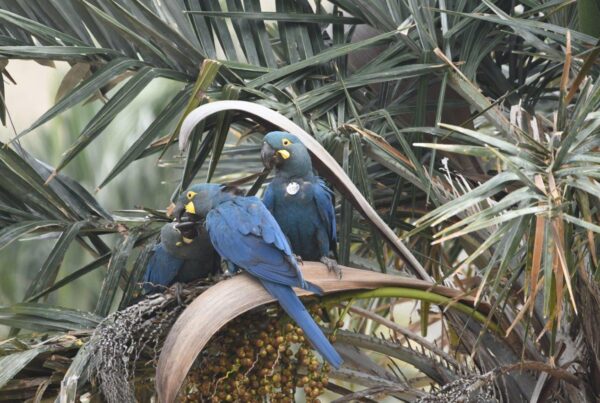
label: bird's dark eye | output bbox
[186,191,196,200]
[282,138,291,146]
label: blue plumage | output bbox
[143,243,184,294]
[261,132,338,266]
[142,222,220,294]
[263,176,336,261]
[182,183,342,368]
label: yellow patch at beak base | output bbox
[277,149,290,159]
[182,236,194,244]
[185,201,196,215]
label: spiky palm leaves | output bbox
[1,0,599,402]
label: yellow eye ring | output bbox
[186,191,197,200]
[282,138,291,146]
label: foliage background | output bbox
[0,61,178,319]
[0,0,599,401]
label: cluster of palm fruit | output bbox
[182,303,334,402]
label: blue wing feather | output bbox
[143,244,184,292]
[262,184,274,211]
[262,177,336,260]
[206,198,312,289]
[314,178,337,248]
[205,193,337,367]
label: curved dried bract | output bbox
[178,101,431,281]
[156,264,484,403]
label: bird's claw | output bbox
[221,270,237,279]
[221,260,241,279]
[172,282,185,306]
[320,256,342,279]
[293,254,304,265]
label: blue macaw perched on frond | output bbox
[142,222,220,294]
[260,131,340,277]
[177,183,342,368]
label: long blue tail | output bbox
[260,280,342,369]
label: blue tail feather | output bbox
[260,280,342,369]
[305,281,324,296]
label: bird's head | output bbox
[171,183,238,224]
[160,222,211,259]
[261,131,312,177]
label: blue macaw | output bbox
[260,131,340,277]
[178,183,342,368]
[142,222,220,294]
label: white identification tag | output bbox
[286,182,300,195]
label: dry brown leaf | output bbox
[33,59,55,68]
[165,203,176,218]
[341,123,413,167]
[529,215,545,312]
[55,63,91,103]
[528,174,547,318]
[156,264,483,403]
[559,31,571,94]
[552,220,577,314]
[506,278,541,337]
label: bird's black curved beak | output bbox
[261,141,279,170]
[171,201,204,238]
[171,202,186,222]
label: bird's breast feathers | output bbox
[280,179,313,201]
[285,181,300,195]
